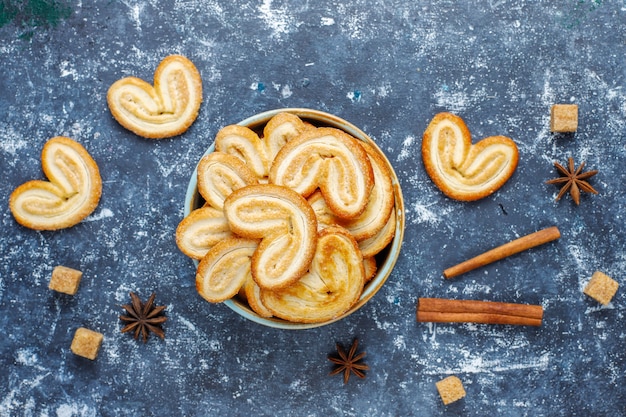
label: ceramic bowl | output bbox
[184,108,405,329]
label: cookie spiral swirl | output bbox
[107,55,202,139]
[9,136,102,230]
[269,127,374,219]
[260,226,365,323]
[422,112,518,201]
[223,184,318,290]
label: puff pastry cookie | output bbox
[215,112,311,181]
[9,136,102,230]
[422,112,518,201]
[269,127,374,219]
[241,275,274,318]
[107,55,202,139]
[215,125,270,180]
[223,184,318,290]
[260,226,365,323]
[306,141,394,241]
[358,209,396,258]
[175,205,232,260]
[196,237,258,303]
[197,152,258,210]
[262,112,310,161]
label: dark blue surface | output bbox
[1,1,625,416]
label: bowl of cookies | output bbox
[177,108,405,329]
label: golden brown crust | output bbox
[197,152,259,210]
[242,275,274,318]
[262,112,311,161]
[422,112,518,201]
[214,125,269,180]
[269,127,374,219]
[196,237,258,303]
[175,206,233,260]
[107,55,202,139]
[9,136,102,230]
[358,209,396,258]
[363,257,378,282]
[223,184,318,290]
[306,142,395,241]
[346,142,395,239]
[307,190,338,231]
[260,226,365,323]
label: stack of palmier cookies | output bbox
[176,112,397,324]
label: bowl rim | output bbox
[184,108,405,329]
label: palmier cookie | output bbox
[260,226,365,323]
[307,142,394,241]
[309,190,394,257]
[107,55,202,139]
[197,152,258,210]
[196,237,258,303]
[215,125,269,180]
[262,112,310,162]
[269,127,374,219]
[422,112,518,201]
[241,275,274,318]
[175,205,232,260]
[359,209,396,258]
[9,136,102,230]
[223,184,317,290]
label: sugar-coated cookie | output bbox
[107,55,202,139]
[175,205,233,260]
[269,127,374,219]
[196,237,258,303]
[422,112,518,201]
[224,184,318,290]
[9,136,102,230]
[260,226,365,323]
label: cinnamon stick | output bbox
[443,226,560,279]
[416,298,543,326]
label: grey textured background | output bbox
[1,1,625,416]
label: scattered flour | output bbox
[59,61,79,79]
[396,135,416,161]
[258,0,293,39]
[55,402,97,417]
[422,351,551,375]
[84,208,114,222]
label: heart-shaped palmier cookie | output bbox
[175,205,233,260]
[241,275,274,318]
[214,113,311,181]
[260,226,365,324]
[9,136,102,230]
[269,127,374,219]
[107,55,202,139]
[223,184,318,290]
[196,237,258,303]
[306,141,394,242]
[215,125,270,180]
[262,112,310,161]
[422,112,519,201]
[197,152,258,210]
[358,209,396,258]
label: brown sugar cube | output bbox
[49,266,83,295]
[584,271,619,305]
[70,327,103,360]
[436,375,466,405]
[550,104,578,132]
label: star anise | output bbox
[546,157,598,205]
[328,338,369,383]
[119,292,167,343]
